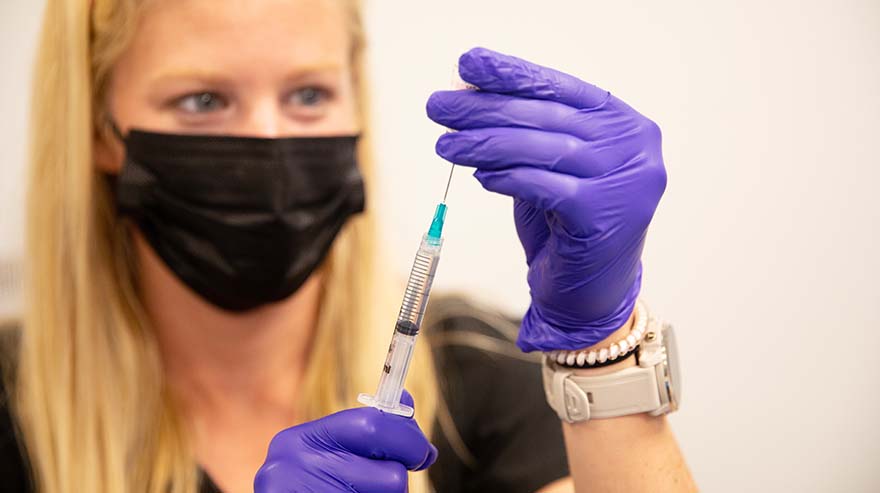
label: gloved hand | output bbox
[427,47,667,352]
[254,391,436,492]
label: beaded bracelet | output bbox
[545,301,648,368]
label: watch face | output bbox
[662,323,681,411]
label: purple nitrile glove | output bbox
[426,47,667,352]
[254,390,436,493]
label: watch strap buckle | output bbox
[543,356,591,423]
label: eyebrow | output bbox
[151,63,343,86]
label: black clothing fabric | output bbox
[0,298,568,492]
[425,298,570,493]
[0,330,30,493]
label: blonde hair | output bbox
[15,0,438,492]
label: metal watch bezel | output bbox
[639,321,680,416]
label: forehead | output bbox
[128,0,351,74]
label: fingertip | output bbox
[426,443,438,467]
[436,131,474,163]
[435,133,452,159]
[472,168,497,190]
[457,47,479,71]
[415,443,439,471]
[458,46,496,86]
[459,46,495,65]
[425,91,440,117]
[425,90,451,121]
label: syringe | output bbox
[357,165,454,417]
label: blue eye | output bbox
[175,92,228,113]
[289,86,329,107]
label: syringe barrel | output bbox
[395,234,443,336]
[373,330,417,409]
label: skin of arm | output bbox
[552,314,697,493]
[534,312,696,493]
[537,477,575,492]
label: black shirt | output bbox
[0,298,568,492]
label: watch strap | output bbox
[541,356,662,423]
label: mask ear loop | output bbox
[106,118,126,143]
[100,118,126,197]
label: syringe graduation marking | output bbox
[396,249,436,335]
[401,252,432,313]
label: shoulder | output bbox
[425,295,539,367]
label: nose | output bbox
[238,98,283,138]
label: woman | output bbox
[0,0,696,492]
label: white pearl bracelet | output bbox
[545,301,648,367]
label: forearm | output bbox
[561,317,697,493]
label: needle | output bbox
[442,163,455,203]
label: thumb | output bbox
[398,389,438,471]
[400,389,415,410]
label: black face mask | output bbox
[114,129,365,311]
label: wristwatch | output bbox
[541,316,681,423]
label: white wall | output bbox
[368,1,880,491]
[2,0,879,491]
[0,1,41,318]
